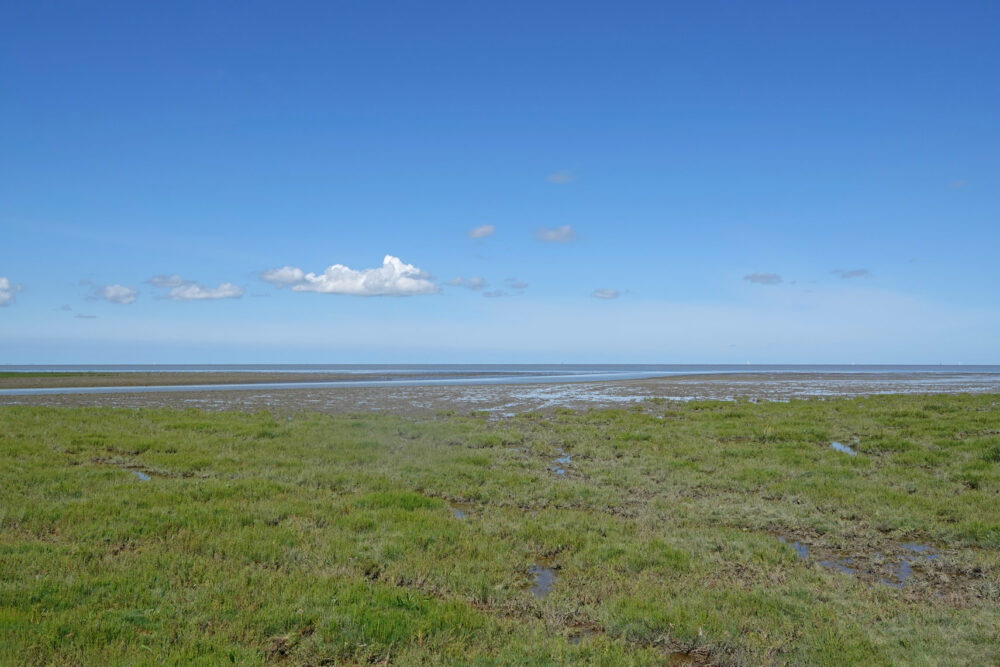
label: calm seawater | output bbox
[1,364,999,397]
[4,364,999,374]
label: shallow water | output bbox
[830,441,857,455]
[528,564,556,598]
[129,469,150,481]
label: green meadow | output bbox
[1,394,998,665]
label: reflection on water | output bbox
[129,469,150,481]
[529,564,556,598]
[830,441,857,455]
[781,536,939,588]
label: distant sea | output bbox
[2,364,999,398]
[4,364,999,375]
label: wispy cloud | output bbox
[446,276,488,291]
[505,278,529,290]
[591,288,620,299]
[93,284,138,304]
[743,273,783,285]
[148,274,245,300]
[547,170,574,185]
[949,180,967,189]
[259,266,304,286]
[467,224,495,239]
[832,268,871,280]
[0,277,22,306]
[535,225,576,243]
[74,313,97,319]
[482,289,507,298]
[261,255,438,296]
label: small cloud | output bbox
[505,278,529,290]
[547,170,574,185]
[948,180,966,189]
[832,268,871,280]
[447,277,488,290]
[261,255,438,296]
[148,274,186,288]
[74,313,98,319]
[249,292,272,298]
[743,273,783,285]
[0,276,23,306]
[148,274,244,300]
[591,288,620,299]
[59,304,72,311]
[535,225,576,243]
[259,266,304,286]
[482,289,507,298]
[467,224,496,239]
[94,284,138,304]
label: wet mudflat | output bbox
[2,393,998,664]
[3,371,999,415]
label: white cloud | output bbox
[97,284,138,304]
[535,225,576,243]
[483,289,507,298]
[148,275,244,300]
[467,224,496,239]
[0,277,22,306]
[744,273,783,285]
[506,278,529,290]
[260,266,305,286]
[262,255,438,296]
[592,288,620,299]
[547,170,574,185]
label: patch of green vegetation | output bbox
[0,372,111,378]
[1,394,999,664]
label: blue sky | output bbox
[1,1,998,363]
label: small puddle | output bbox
[778,536,809,559]
[550,451,571,477]
[126,469,150,481]
[830,441,857,455]
[781,536,939,588]
[528,564,556,598]
[449,502,473,519]
[818,558,856,575]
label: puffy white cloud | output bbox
[547,170,574,184]
[535,225,576,243]
[262,255,438,296]
[744,273,783,285]
[97,284,138,304]
[260,266,305,286]
[592,288,620,299]
[148,275,244,300]
[832,268,871,279]
[0,276,22,306]
[467,224,495,239]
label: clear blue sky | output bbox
[2,1,997,363]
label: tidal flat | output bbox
[1,394,999,664]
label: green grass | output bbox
[0,372,110,378]
[1,394,999,664]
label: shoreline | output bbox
[3,371,998,415]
